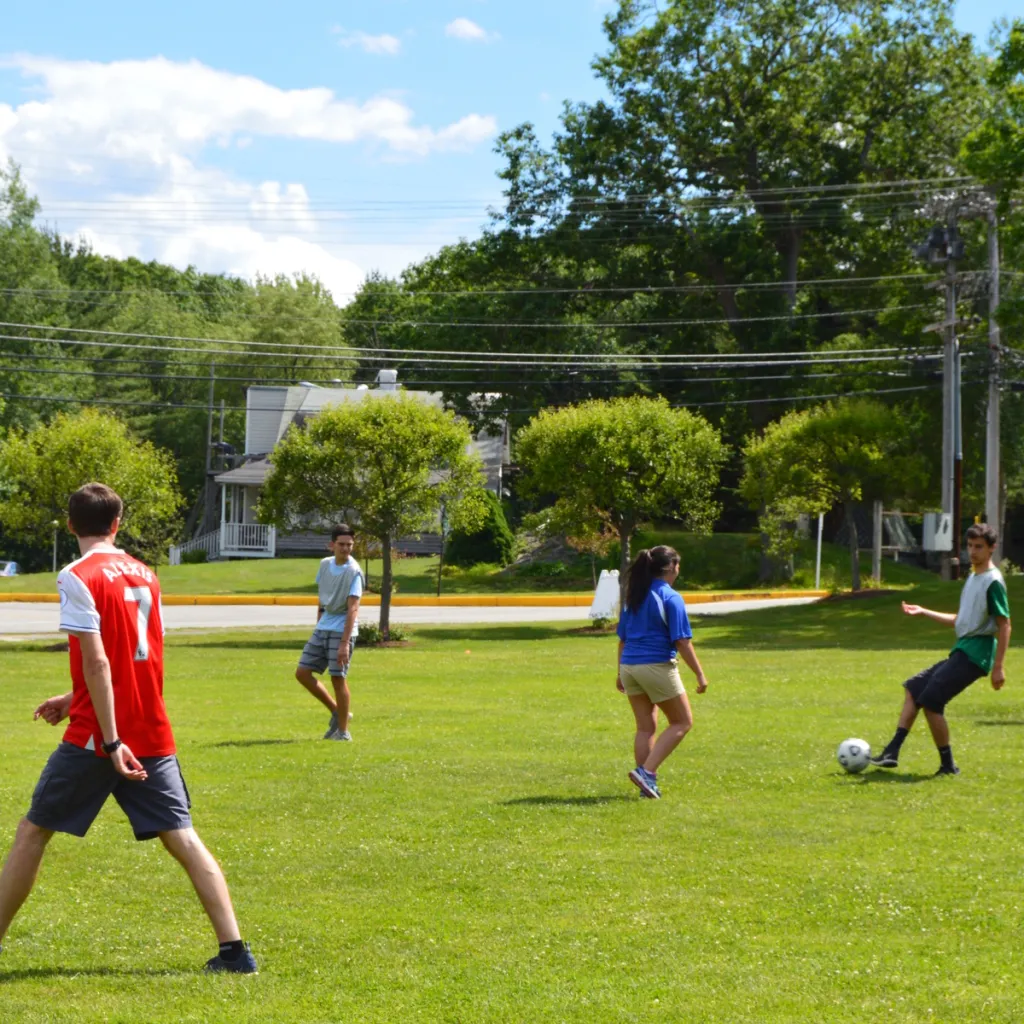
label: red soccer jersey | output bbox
[57,546,175,757]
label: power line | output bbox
[0,332,944,369]
[0,363,936,388]
[0,270,949,300]
[0,381,958,415]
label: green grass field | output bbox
[0,534,936,596]
[2,588,1024,1021]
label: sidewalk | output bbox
[0,589,828,608]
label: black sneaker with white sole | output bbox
[935,764,960,776]
[869,752,899,768]
[205,943,259,974]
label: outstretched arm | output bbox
[902,601,957,627]
[992,616,1011,690]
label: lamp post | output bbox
[51,519,60,573]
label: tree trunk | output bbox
[781,227,802,311]
[846,501,861,592]
[380,533,393,639]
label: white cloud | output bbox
[445,18,497,43]
[0,55,495,302]
[0,54,495,161]
[333,28,402,56]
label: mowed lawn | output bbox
[2,596,1024,1022]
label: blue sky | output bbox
[0,1,1014,302]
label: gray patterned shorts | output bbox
[299,630,355,678]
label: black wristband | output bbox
[102,738,122,755]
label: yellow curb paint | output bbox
[0,590,829,607]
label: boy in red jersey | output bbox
[0,483,257,973]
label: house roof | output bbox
[224,386,509,490]
[214,458,272,486]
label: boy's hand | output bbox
[615,673,625,693]
[336,644,351,672]
[902,602,925,616]
[992,666,1006,690]
[695,672,708,694]
[34,693,72,725]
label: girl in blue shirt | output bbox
[616,545,709,799]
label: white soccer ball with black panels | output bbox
[836,738,871,774]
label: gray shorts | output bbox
[27,742,193,841]
[299,630,355,678]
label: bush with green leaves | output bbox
[357,622,410,645]
[444,490,515,567]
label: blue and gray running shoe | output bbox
[629,767,661,799]
[323,712,338,739]
[204,943,259,974]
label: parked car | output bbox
[0,561,21,577]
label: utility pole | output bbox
[985,209,1001,557]
[202,363,216,536]
[942,214,960,580]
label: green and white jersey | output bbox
[952,566,1011,674]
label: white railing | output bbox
[221,522,276,557]
[168,529,221,566]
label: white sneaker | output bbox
[328,730,352,742]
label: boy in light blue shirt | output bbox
[295,524,363,741]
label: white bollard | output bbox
[590,569,620,621]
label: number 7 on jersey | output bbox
[124,586,153,661]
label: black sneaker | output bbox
[869,752,899,768]
[205,943,259,974]
[935,764,960,777]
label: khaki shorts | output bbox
[619,662,686,704]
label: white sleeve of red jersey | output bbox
[57,569,101,634]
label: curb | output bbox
[0,590,829,607]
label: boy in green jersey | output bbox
[871,523,1011,776]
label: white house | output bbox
[169,371,509,564]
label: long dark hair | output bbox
[625,546,680,613]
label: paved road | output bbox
[0,597,818,638]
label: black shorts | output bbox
[903,650,985,714]
[27,743,193,841]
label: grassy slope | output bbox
[1,590,1024,1021]
[0,535,937,596]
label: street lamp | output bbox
[51,519,60,573]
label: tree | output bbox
[444,490,516,567]
[515,396,728,582]
[0,409,184,565]
[962,20,1024,193]
[740,399,928,589]
[258,394,487,636]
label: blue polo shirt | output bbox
[616,579,692,664]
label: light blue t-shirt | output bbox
[316,558,364,632]
[616,579,692,664]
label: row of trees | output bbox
[1,4,1021,569]
[0,393,924,630]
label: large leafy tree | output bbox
[506,0,982,316]
[0,409,184,566]
[515,396,729,579]
[258,395,487,636]
[740,398,928,589]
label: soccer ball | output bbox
[837,738,871,774]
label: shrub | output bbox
[357,622,410,645]
[181,549,208,564]
[445,490,515,568]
